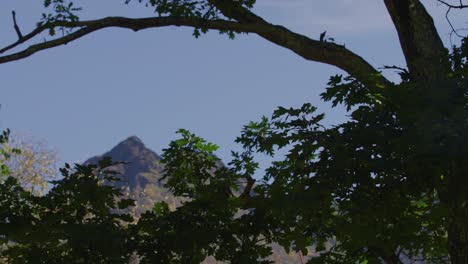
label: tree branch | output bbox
[0,16,249,64]
[209,0,389,87]
[435,0,468,39]
[436,0,468,9]
[0,23,50,54]
[0,14,389,87]
[239,175,255,200]
[445,6,465,39]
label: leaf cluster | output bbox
[130,129,274,263]
[0,129,21,178]
[0,155,135,263]
[124,0,255,38]
[40,0,82,36]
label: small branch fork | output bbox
[436,0,468,9]
[435,0,468,39]
[11,11,23,39]
[239,175,255,201]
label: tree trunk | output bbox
[449,220,468,264]
[447,161,468,264]
[383,2,466,263]
[383,0,450,81]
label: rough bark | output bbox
[383,0,450,81]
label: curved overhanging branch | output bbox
[254,24,388,87]
[209,0,388,87]
[0,15,390,88]
[0,17,252,63]
[1,0,390,87]
[208,0,391,87]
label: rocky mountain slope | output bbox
[84,136,181,216]
[84,136,311,263]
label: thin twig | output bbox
[11,11,23,39]
[436,0,468,9]
[434,0,468,40]
[445,7,464,39]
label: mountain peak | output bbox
[122,135,143,144]
[84,136,163,190]
[113,135,145,153]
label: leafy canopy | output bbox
[1,37,466,263]
[0,0,467,262]
[0,150,135,263]
[145,38,467,263]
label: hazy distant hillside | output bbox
[84,136,313,263]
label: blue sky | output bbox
[0,1,464,169]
